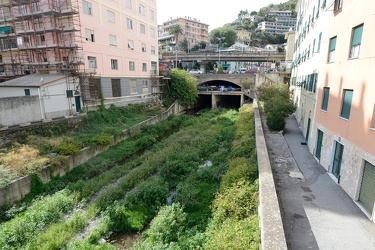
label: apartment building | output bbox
[158,16,209,48]
[258,10,296,35]
[292,0,375,220]
[236,29,252,45]
[0,0,158,111]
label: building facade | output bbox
[292,0,375,221]
[158,16,209,48]
[258,10,296,35]
[0,0,159,109]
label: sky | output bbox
[157,0,286,31]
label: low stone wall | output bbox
[254,100,287,250]
[0,101,182,206]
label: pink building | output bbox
[0,0,159,111]
[312,0,375,219]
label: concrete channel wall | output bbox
[0,101,183,206]
[253,100,287,250]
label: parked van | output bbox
[240,68,247,74]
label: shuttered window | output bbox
[328,36,336,62]
[24,89,30,96]
[321,87,329,111]
[350,24,363,58]
[111,79,121,97]
[340,89,353,119]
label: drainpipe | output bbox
[38,88,45,120]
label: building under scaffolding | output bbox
[0,0,83,78]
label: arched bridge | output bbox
[191,74,256,108]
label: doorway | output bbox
[331,141,344,182]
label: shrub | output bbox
[90,133,113,146]
[221,157,257,190]
[54,137,82,155]
[107,203,147,232]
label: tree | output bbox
[179,38,188,52]
[209,27,237,48]
[257,83,295,131]
[164,69,198,107]
[169,24,183,46]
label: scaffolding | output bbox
[0,0,83,79]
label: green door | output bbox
[315,129,323,160]
[305,117,311,142]
[358,161,375,214]
[331,141,344,181]
[75,96,81,112]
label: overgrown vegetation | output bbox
[257,83,295,131]
[0,107,259,250]
[0,104,164,188]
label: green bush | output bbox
[54,137,82,155]
[221,157,257,190]
[107,203,147,232]
[90,133,113,146]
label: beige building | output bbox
[236,30,252,45]
[158,16,209,47]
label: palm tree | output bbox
[169,24,183,68]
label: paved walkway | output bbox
[263,114,375,250]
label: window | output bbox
[141,43,146,52]
[129,61,135,71]
[24,89,30,96]
[321,87,330,111]
[340,89,353,119]
[317,32,322,52]
[107,10,115,23]
[140,24,145,34]
[109,35,117,46]
[126,18,133,29]
[371,104,375,129]
[82,0,92,15]
[111,79,121,97]
[334,0,343,11]
[111,59,118,70]
[125,0,131,8]
[142,63,147,72]
[85,29,95,42]
[88,56,97,68]
[66,90,73,97]
[151,46,155,55]
[328,36,336,62]
[139,4,145,14]
[350,24,363,58]
[312,39,316,56]
[151,61,157,75]
[150,28,155,38]
[149,9,154,19]
[128,40,134,50]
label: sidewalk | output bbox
[263,114,375,250]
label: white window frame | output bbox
[140,24,145,34]
[139,4,145,14]
[88,56,97,68]
[109,35,117,46]
[150,28,155,38]
[141,43,146,52]
[107,10,115,23]
[125,0,131,8]
[129,61,135,71]
[149,9,154,19]
[111,59,118,70]
[128,39,134,50]
[126,18,133,29]
[151,46,155,55]
[142,62,147,72]
[85,28,94,42]
[82,0,92,15]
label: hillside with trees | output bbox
[210,0,297,47]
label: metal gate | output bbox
[359,161,375,215]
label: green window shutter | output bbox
[317,0,320,17]
[24,89,30,96]
[317,32,322,52]
[322,0,326,8]
[322,87,329,111]
[340,90,353,119]
[330,37,337,51]
[66,90,73,97]
[352,25,363,46]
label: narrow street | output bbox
[262,113,375,250]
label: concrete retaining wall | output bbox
[0,96,42,126]
[0,100,183,206]
[254,100,287,250]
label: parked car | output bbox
[245,68,257,74]
[189,69,204,74]
[197,84,210,91]
[240,68,247,74]
[219,86,228,92]
[227,86,241,91]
